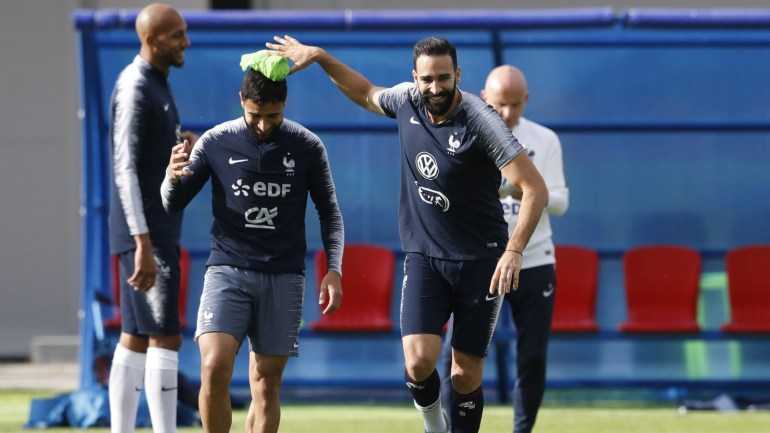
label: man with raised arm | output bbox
[267,36,547,433]
[161,53,344,433]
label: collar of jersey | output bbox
[133,55,168,81]
[241,116,281,145]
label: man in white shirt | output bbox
[484,65,569,433]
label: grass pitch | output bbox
[3,390,770,433]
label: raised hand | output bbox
[166,139,193,183]
[265,35,321,74]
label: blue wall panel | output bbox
[553,132,770,250]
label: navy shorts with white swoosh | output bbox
[400,253,503,357]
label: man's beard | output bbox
[422,82,456,116]
[164,49,185,68]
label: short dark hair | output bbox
[240,68,287,104]
[412,37,457,69]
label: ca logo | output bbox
[244,206,278,230]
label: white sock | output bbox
[109,345,146,433]
[145,347,178,433]
[415,397,448,433]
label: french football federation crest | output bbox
[283,153,295,176]
[447,132,461,155]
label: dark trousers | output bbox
[441,264,555,433]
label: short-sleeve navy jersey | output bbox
[161,118,344,274]
[378,83,523,260]
[109,56,182,254]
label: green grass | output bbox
[4,390,770,433]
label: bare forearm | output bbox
[314,49,380,112]
[501,157,548,252]
[507,188,546,251]
[498,181,522,200]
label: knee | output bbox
[150,334,182,351]
[200,353,233,385]
[450,369,481,393]
[119,333,148,352]
[250,372,282,403]
[404,355,436,381]
[451,357,483,393]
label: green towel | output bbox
[240,50,290,81]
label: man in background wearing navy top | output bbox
[161,61,344,433]
[107,4,194,433]
[268,36,547,433]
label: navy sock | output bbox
[405,369,441,407]
[450,386,483,433]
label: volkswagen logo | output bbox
[415,152,439,180]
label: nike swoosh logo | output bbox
[161,386,178,392]
[409,116,420,125]
[135,387,143,392]
[543,288,554,298]
[228,157,248,165]
[485,294,499,301]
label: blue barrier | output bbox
[74,8,616,30]
[626,8,770,27]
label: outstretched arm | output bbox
[266,35,388,115]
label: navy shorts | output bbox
[400,252,503,357]
[195,265,305,357]
[118,243,180,337]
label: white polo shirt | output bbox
[500,116,569,269]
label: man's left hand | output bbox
[319,271,342,315]
[489,250,522,297]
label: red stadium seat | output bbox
[619,245,701,333]
[551,245,599,333]
[104,247,191,331]
[311,244,395,332]
[721,245,770,333]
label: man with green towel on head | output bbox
[160,51,345,433]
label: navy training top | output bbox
[161,117,344,274]
[109,55,183,254]
[378,82,523,260]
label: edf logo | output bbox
[232,179,292,198]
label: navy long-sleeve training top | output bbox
[161,117,344,274]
